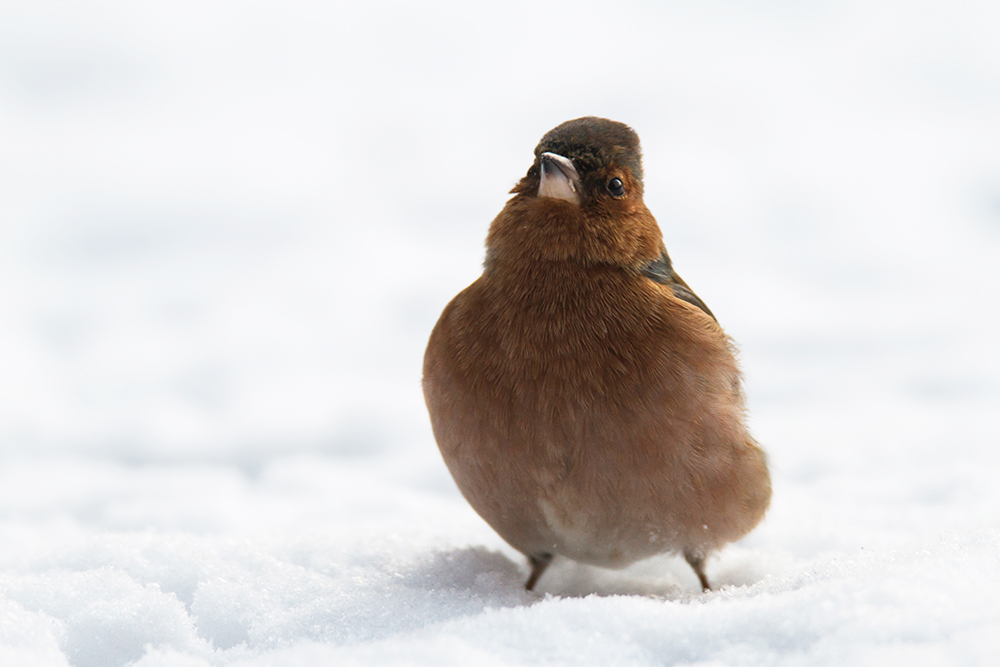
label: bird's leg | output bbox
[525,553,553,591]
[684,550,711,592]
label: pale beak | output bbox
[538,152,581,205]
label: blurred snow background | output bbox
[1,0,999,665]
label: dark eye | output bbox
[607,177,625,198]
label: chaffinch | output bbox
[423,117,770,592]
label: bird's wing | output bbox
[640,249,717,322]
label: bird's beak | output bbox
[538,152,581,205]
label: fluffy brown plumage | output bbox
[423,117,770,592]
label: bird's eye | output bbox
[607,177,625,198]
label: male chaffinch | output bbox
[423,117,770,592]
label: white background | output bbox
[1,1,999,665]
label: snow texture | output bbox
[2,0,1000,665]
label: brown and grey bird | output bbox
[422,117,770,592]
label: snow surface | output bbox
[2,1,1000,665]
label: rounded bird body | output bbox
[423,117,770,591]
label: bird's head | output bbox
[524,116,644,206]
[488,117,662,269]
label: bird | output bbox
[422,117,770,593]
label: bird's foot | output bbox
[684,550,711,592]
[525,553,553,591]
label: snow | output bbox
[2,0,1000,665]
